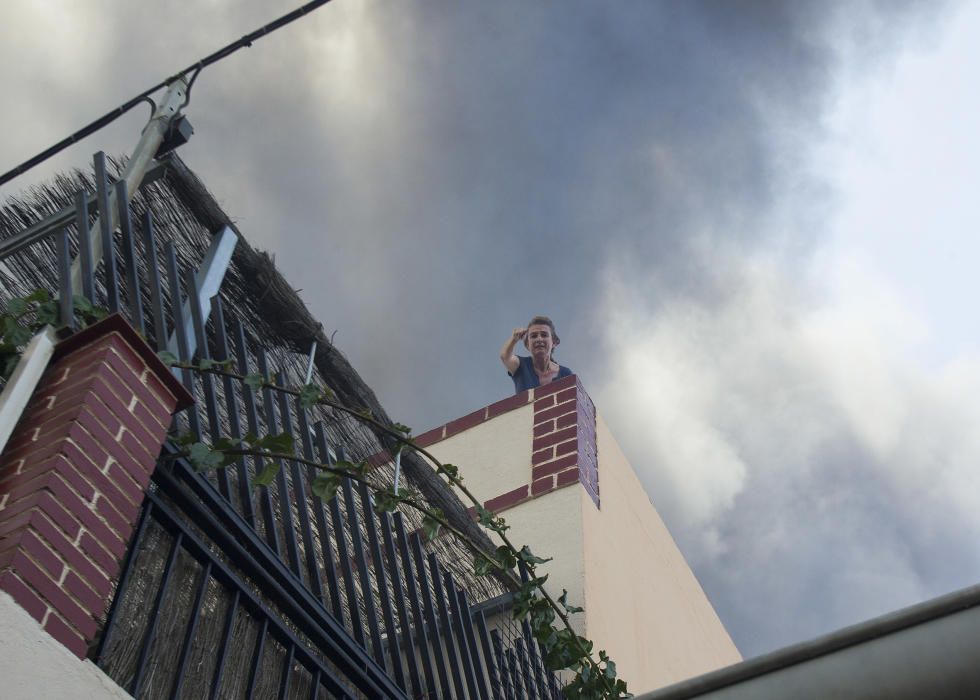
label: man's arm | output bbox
[500,327,524,374]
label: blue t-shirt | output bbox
[509,355,573,393]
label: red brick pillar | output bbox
[0,314,192,657]
[529,376,600,507]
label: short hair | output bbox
[526,315,559,345]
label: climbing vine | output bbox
[162,355,631,699]
[0,289,105,382]
[1,289,630,698]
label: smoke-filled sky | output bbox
[4,0,980,660]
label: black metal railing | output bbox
[0,153,564,698]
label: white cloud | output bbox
[595,236,980,652]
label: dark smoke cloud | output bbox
[1,0,960,659]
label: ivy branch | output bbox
[1,290,105,381]
[163,354,630,699]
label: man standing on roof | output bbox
[500,316,574,393]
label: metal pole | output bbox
[70,77,188,295]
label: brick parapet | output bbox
[421,374,600,518]
[0,314,192,658]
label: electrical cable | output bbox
[0,0,332,189]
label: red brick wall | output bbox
[422,374,600,516]
[0,315,191,657]
[529,376,599,507]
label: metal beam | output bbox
[70,78,188,294]
[165,225,238,360]
[0,157,171,262]
[637,582,980,700]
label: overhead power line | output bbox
[0,0,333,189]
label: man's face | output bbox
[525,324,555,359]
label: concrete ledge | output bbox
[638,582,980,700]
[0,590,131,699]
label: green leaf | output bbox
[494,545,518,570]
[199,357,218,370]
[6,297,27,316]
[373,488,403,514]
[72,294,106,324]
[254,461,280,487]
[439,463,459,479]
[421,511,443,541]
[311,473,342,501]
[333,459,368,477]
[187,442,225,471]
[558,589,584,615]
[214,436,244,452]
[244,372,265,391]
[157,350,179,367]
[475,505,494,527]
[518,545,552,566]
[258,431,294,455]
[391,422,412,434]
[2,352,20,380]
[299,383,322,409]
[3,319,31,347]
[23,289,50,305]
[35,300,59,327]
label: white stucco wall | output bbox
[581,414,742,694]
[425,396,741,696]
[0,591,131,699]
[427,402,534,504]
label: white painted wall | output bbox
[0,591,131,699]
[428,402,534,503]
[582,415,742,693]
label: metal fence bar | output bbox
[476,611,502,698]
[507,645,526,700]
[131,531,183,697]
[278,641,295,699]
[94,502,154,663]
[446,574,482,699]
[187,267,230,499]
[55,227,73,331]
[74,189,95,302]
[358,480,406,690]
[257,357,301,576]
[245,618,268,700]
[140,210,167,350]
[94,152,120,313]
[549,668,563,699]
[296,409,327,605]
[429,555,467,699]
[278,389,321,593]
[164,242,201,437]
[310,669,320,700]
[394,513,437,697]
[458,587,491,699]
[326,448,363,647]
[311,421,344,621]
[515,638,532,700]
[209,589,240,700]
[412,538,454,699]
[234,318,279,552]
[381,511,422,695]
[143,476,386,698]
[492,629,515,700]
[212,297,255,526]
[115,180,144,334]
[170,561,212,700]
[341,470,386,668]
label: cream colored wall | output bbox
[426,402,533,504]
[502,486,587,634]
[0,591,132,699]
[582,414,742,695]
